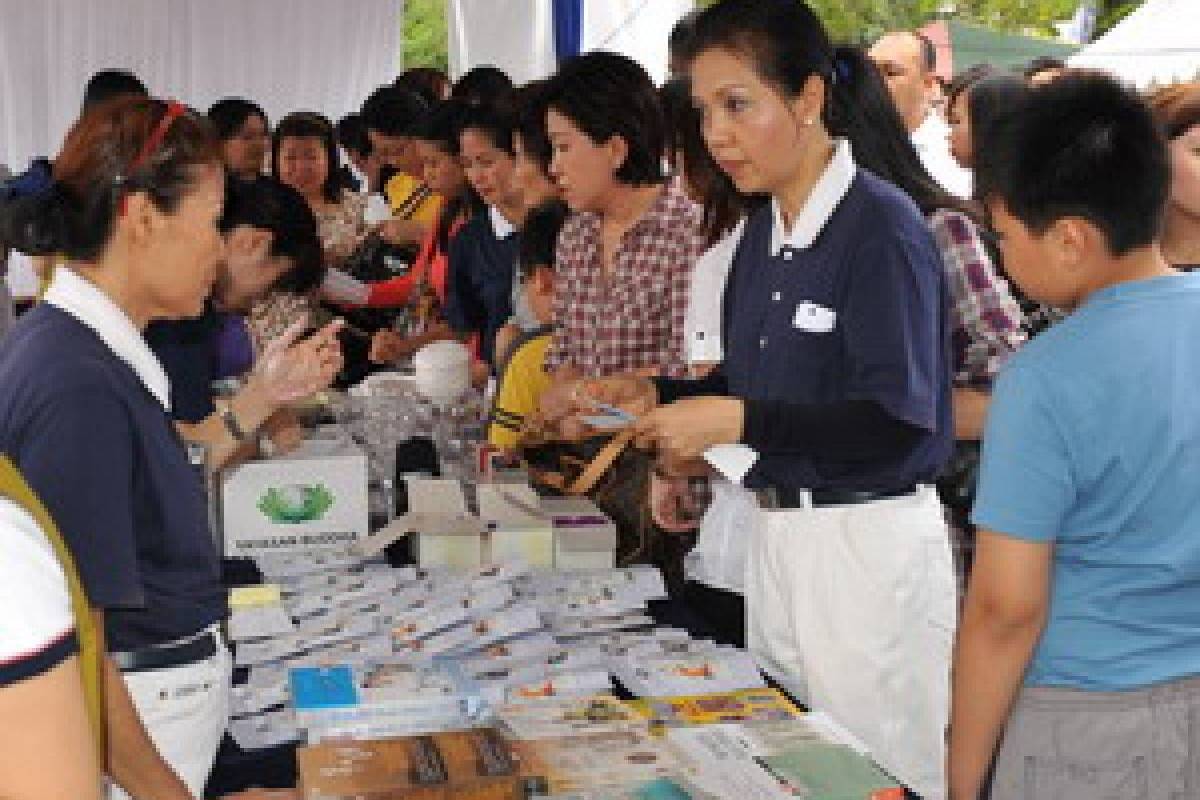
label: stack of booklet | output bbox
[289,661,483,741]
[224,551,755,750]
[488,693,902,799]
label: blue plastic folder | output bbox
[290,665,359,710]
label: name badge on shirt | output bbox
[793,301,837,333]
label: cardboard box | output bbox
[476,485,553,568]
[541,497,618,570]
[296,729,546,800]
[407,479,483,569]
[221,438,368,558]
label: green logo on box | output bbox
[258,484,334,524]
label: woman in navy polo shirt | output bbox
[543,1,956,796]
[443,101,524,370]
[0,97,339,800]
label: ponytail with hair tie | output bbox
[0,171,74,257]
[830,50,855,87]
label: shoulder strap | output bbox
[566,428,637,496]
[496,324,555,379]
[0,457,105,760]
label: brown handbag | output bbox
[520,427,695,591]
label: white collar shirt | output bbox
[911,111,973,199]
[769,138,857,256]
[43,267,171,410]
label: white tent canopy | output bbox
[1069,0,1200,87]
[448,0,694,87]
[0,0,697,176]
[0,0,402,175]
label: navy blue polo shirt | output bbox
[722,171,953,492]
[443,209,519,366]
[145,304,222,424]
[0,305,225,651]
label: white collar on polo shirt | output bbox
[43,267,172,410]
[488,205,517,240]
[770,138,856,255]
[911,109,953,153]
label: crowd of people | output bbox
[0,0,1198,799]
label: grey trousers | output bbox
[992,675,1200,800]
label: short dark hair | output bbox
[221,176,324,293]
[519,200,569,279]
[0,97,218,259]
[458,101,516,157]
[414,99,471,155]
[271,112,342,204]
[541,51,665,186]
[687,0,837,118]
[81,69,148,113]
[360,85,430,138]
[336,113,371,157]
[450,66,516,108]
[208,97,268,141]
[976,72,1170,256]
[668,11,699,68]
[396,67,449,106]
[1023,56,1067,81]
[514,81,553,173]
[967,74,1030,168]
[413,99,478,251]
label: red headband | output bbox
[129,99,187,173]
[119,99,187,217]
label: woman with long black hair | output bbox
[542,1,956,795]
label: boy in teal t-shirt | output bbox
[949,73,1200,800]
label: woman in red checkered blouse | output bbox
[540,52,706,381]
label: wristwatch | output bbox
[219,399,250,442]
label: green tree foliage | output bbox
[403,0,448,71]
[404,0,1142,73]
[698,0,1140,42]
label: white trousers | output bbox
[746,486,956,800]
[109,630,233,800]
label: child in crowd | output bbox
[949,73,1198,800]
[487,201,568,451]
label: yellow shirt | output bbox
[384,172,442,226]
[488,328,553,449]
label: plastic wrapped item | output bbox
[413,339,471,406]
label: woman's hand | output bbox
[369,330,416,364]
[376,218,425,246]
[535,374,658,439]
[224,227,273,275]
[261,409,305,457]
[633,396,744,462]
[247,317,344,409]
[470,360,491,389]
